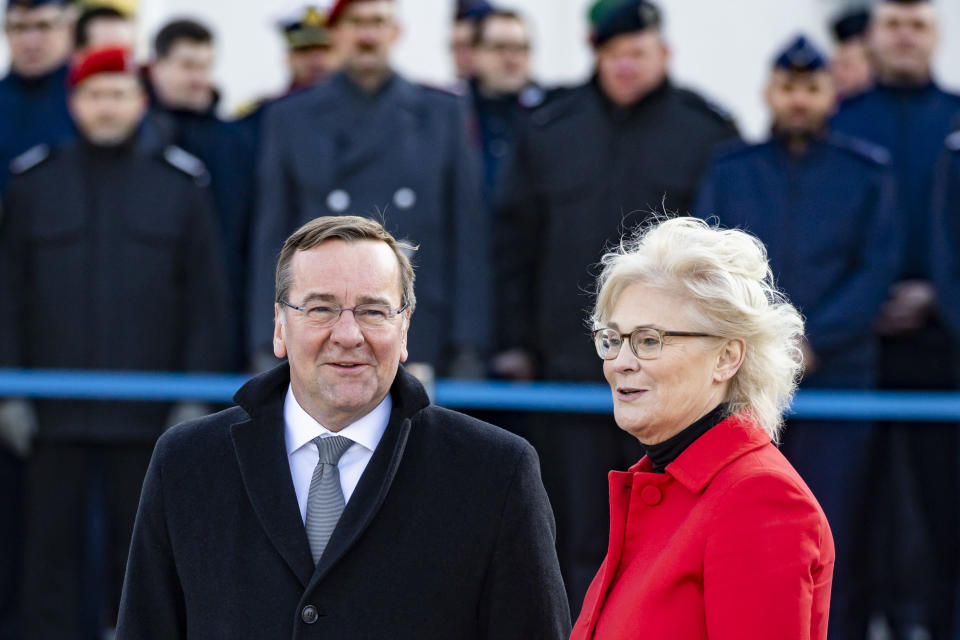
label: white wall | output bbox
[2,0,959,138]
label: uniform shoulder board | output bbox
[9,144,50,175]
[946,130,960,152]
[418,81,462,98]
[830,133,891,166]
[529,84,583,127]
[163,145,209,185]
[711,138,754,162]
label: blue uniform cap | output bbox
[456,0,494,21]
[5,0,69,10]
[772,35,828,73]
[591,0,662,47]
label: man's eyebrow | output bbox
[356,295,394,306]
[299,293,338,305]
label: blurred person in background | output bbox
[0,46,230,639]
[493,0,739,612]
[829,8,873,99]
[831,0,960,635]
[235,2,342,127]
[249,0,489,381]
[147,18,255,370]
[570,217,833,640]
[0,1,75,635]
[468,8,545,205]
[450,0,492,83]
[73,1,135,49]
[693,35,898,639]
[0,0,75,194]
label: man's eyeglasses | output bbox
[280,300,408,329]
[592,326,719,361]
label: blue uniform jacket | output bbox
[248,71,490,372]
[0,65,74,193]
[694,134,898,387]
[831,81,960,279]
[932,129,960,341]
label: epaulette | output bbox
[946,130,960,152]
[9,144,50,175]
[528,84,582,127]
[830,133,891,166]
[234,98,266,120]
[675,88,737,127]
[709,138,755,162]
[418,82,462,99]
[162,145,210,186]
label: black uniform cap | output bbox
[772,35,827,73]
[831,9,869,42]
[591,0,662,47]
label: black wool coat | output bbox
[117,365,571,639]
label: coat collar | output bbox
[230,364,430,587]
[630,413,772,494]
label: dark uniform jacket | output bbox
[249,71,490,372]
[0,64,74,194]
[495,78,739,381]
[117,364,572,639]
[831,81,960,279]
[694,133,899,387]
[0,133,231,441]
[150,99,256,367]
[933,129,960,343]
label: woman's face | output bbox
[602,283,733,444]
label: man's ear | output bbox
[273,304,288,359]
[714,338,745,383]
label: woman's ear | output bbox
[714,338,745,382]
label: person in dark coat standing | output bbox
[249,0,489,377]
[830,1,960,634]
[693,36,898,639]
[0,47,230,639]
[492,0,739,612]
[0,0,75,195]
[147,18,256,369]
[117,215,571,640]
[467,8,546,206]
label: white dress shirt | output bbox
[283,385,391,524]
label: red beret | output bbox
[68,46,139,88]
[327,0,393,26]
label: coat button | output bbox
[301,605,319,624]
[326,189,350,212]
[640,485,662,506]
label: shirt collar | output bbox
[283,384,392,456]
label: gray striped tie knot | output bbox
[305,435,353,564]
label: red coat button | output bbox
[640,485,662,505]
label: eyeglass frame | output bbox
[592,326,720,361]
[279,299,409,328]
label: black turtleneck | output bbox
[643,403,729,473]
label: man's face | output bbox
[333,1,400,78]
[69,73,147,145]
[830,39,873,98]
[474,16,531,95]
[273,239,409,430]
[869,3,938,83]
[595,30,669,107]
[288,44,340,87]
[4,5,72,78]
[765,69,836,136]
[450,19,476,79]
[151,40,215,112]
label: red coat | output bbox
[570,413,834,640]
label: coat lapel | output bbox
[230,366,314,587]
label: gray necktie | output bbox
[305,435,354,564]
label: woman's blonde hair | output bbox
[591,216,805,441]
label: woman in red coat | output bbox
[570,217,834,640]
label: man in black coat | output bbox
[248,0,489,377]
[117,216,571,639]
[492,0,739,611]
[0,46,230,639]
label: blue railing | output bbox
[1,368,959,421]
